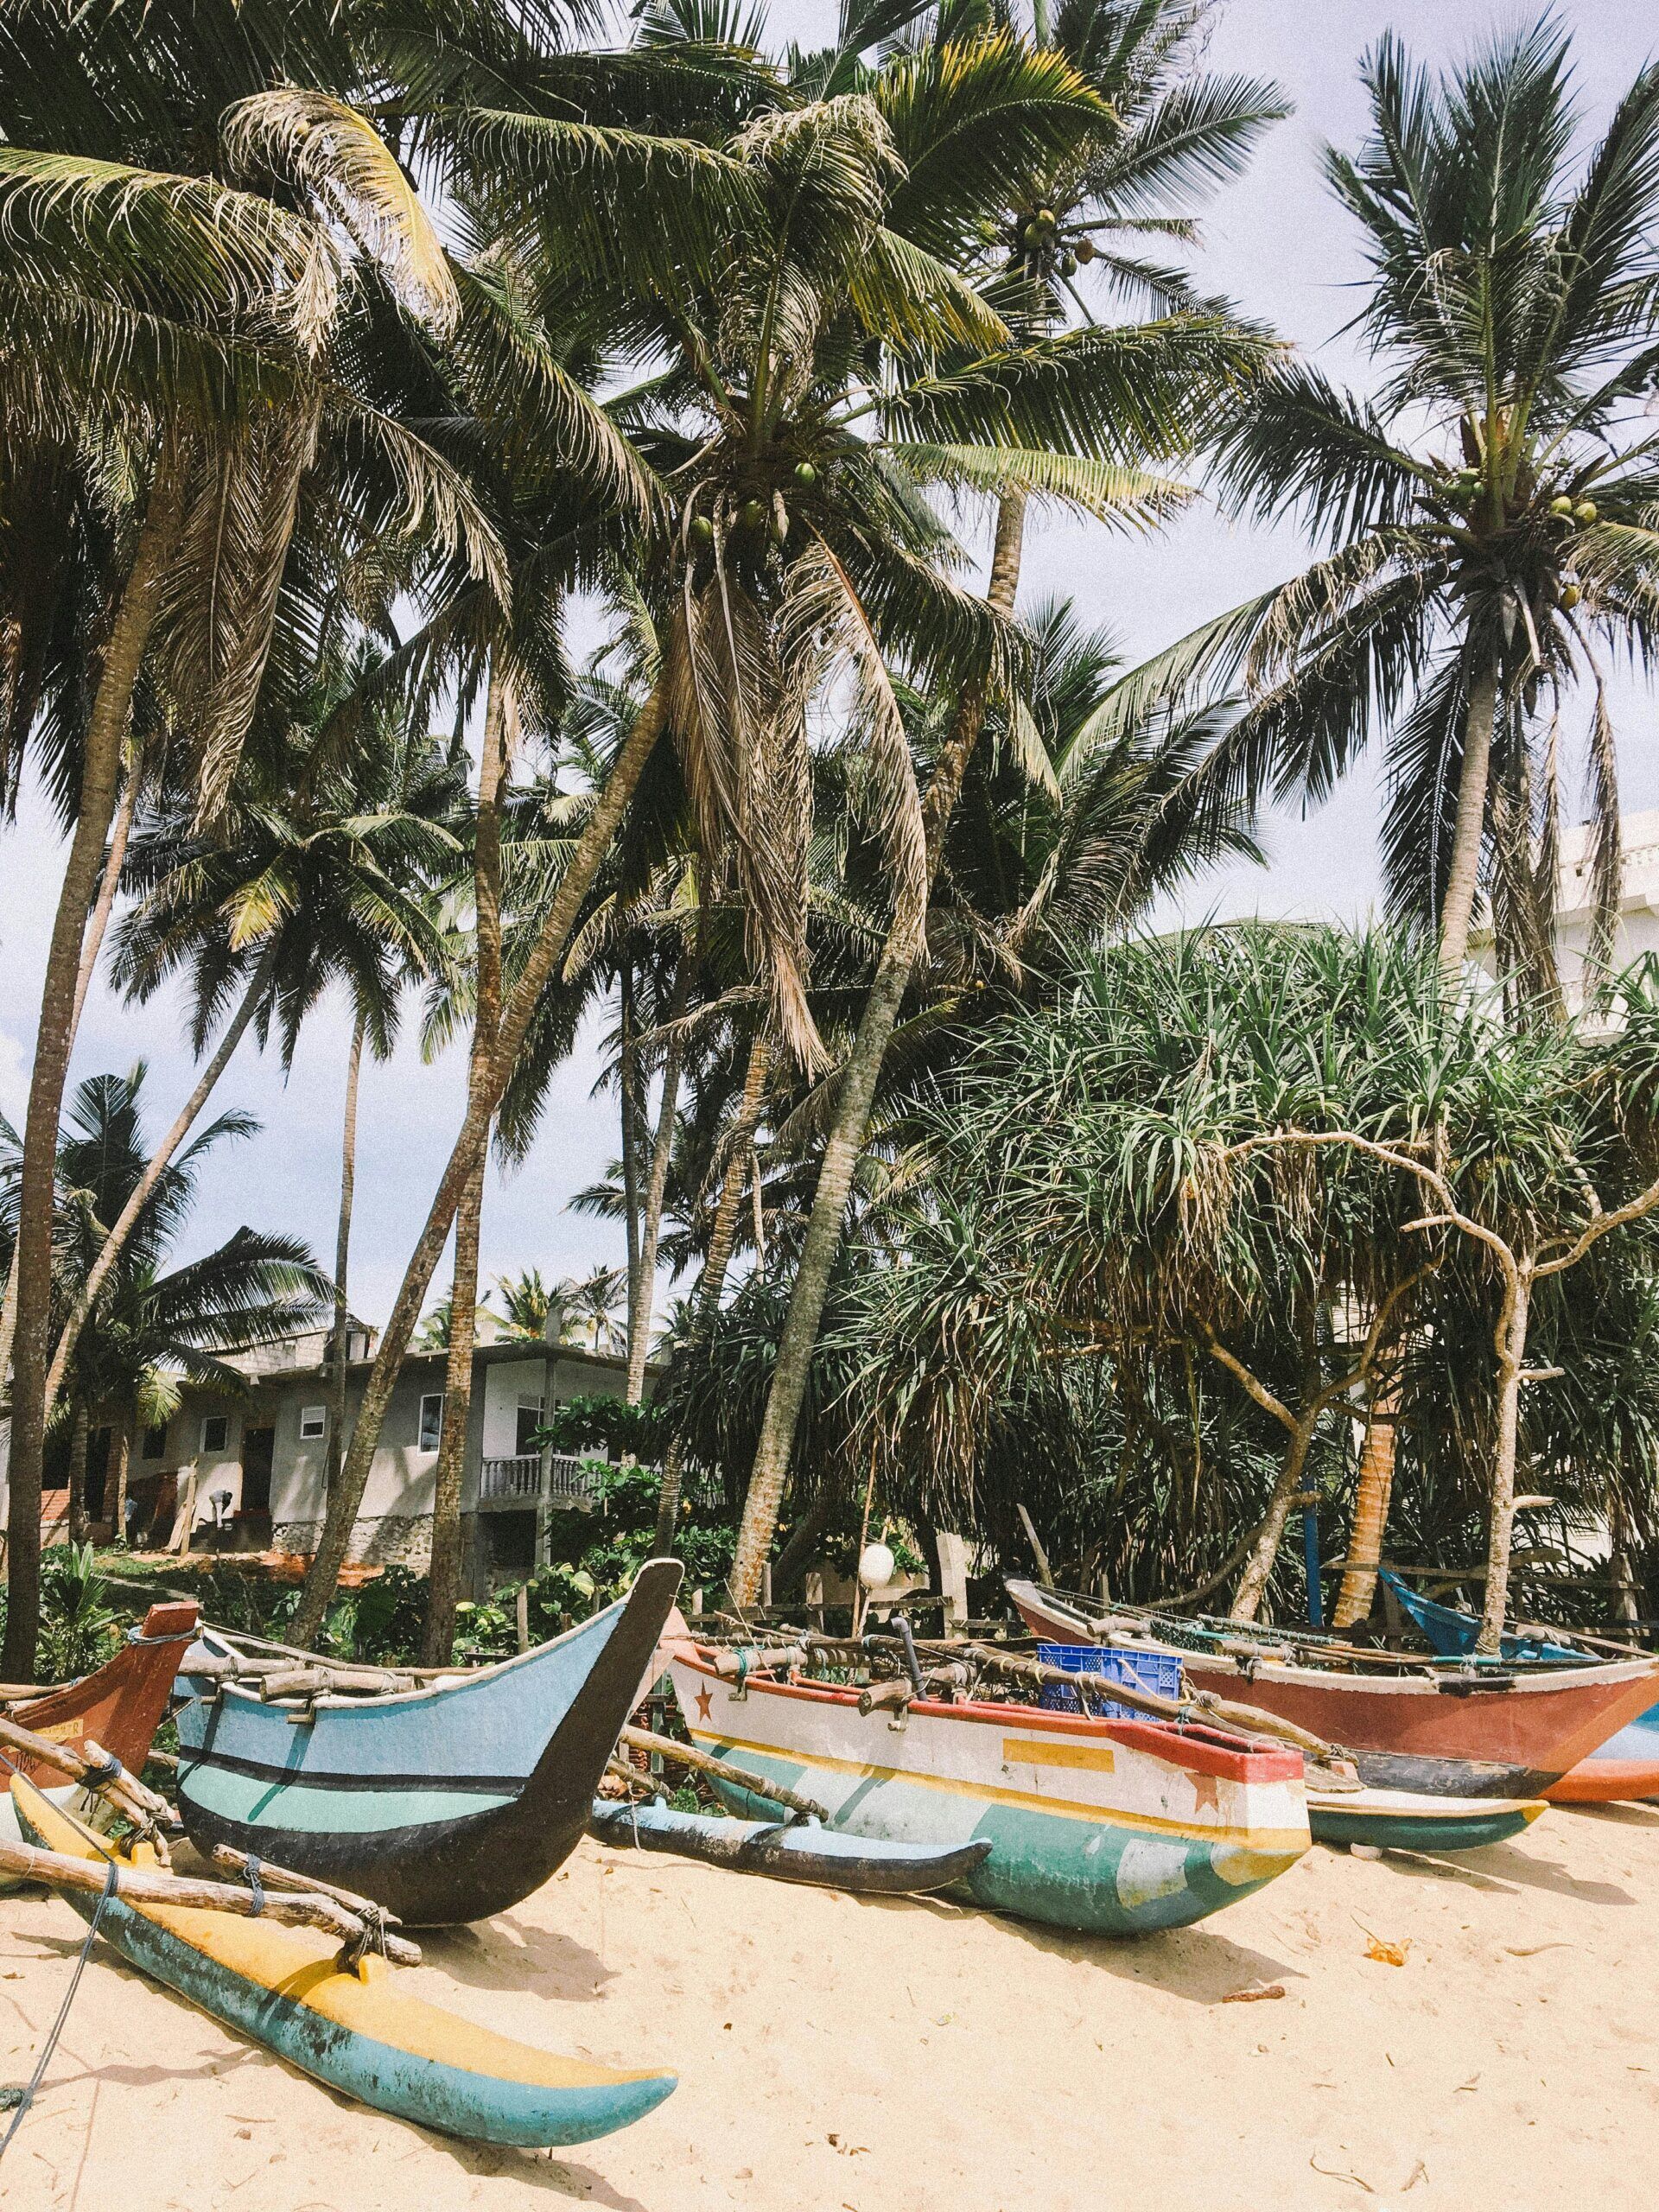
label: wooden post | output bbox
[1016,1503,1052,1586]
[514,1583,530,1655]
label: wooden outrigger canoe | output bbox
[1008,1580,1659,1801]
[665,1643,1310,1936]
[588,1794,995,1894]
[13,1778,676,2147]
[1306,1782,1546,1853]
[0,1601,198,1868]
[174,1560,682,1925]
[1376,1572,1659,1804]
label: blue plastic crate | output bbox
[1036,1642,1183,1719]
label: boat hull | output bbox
[666,1650,1309,1937]
[1007,1581,1659,1800]
[1306,1785,1545,1853]
[1376,1572,1659,1804]
[588,1796,995,1893]
[14,1780,675,2147]
[175,1560,682,1924]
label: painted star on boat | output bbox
[1191,1772,1221,1815]
[695,1685,715,1722]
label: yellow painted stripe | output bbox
[690,1727,1307,1853]
[1005,1736,1116,1775]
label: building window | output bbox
[515,1397,544,1456]
[141,1422,168,1460]
[418,1392,444,1451]
[298,1404,327,1442]
[200,1414,230,1455]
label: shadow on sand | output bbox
[849,1888,1304,2002]
[419,1918,616,2000]
[1369,1834,1637,1907]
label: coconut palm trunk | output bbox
[627,948,690,1404]
[106,1409,132,1548]
[619,960,642,1362]
[42,938,280,1418]
[1439,659,1498,980]
[66,1399,92,1547]
[423,669,508,1667]
[294,681,667,1647]
[424,1154,487,1660]
[729,490,1027,1607]
[69,741,143,1045]
[1332,1371,1401,1628]
[323,1007,367,1500]
[3,442,187,1680]
[652,1029,771,1554]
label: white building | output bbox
[1472,809,1659,1017]
[0,1323,648,1596]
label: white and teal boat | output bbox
[665,1643,1310,1936]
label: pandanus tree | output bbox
[0,9,499,1674]
[731,8,1286,1602]
[293,56,1235,1638]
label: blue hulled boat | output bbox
[175,1558,682,1924]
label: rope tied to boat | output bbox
[78,1748,124,1790]
[0,1854,120,2165]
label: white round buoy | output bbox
[857,1541,896,1591]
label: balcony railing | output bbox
[478,1452,724,1512]
[479,1452,601,1507]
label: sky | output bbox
[3,0,1657,1329]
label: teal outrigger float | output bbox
[15,1778,677,2147]
[664,1643,1310,1936]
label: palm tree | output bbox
[0,5,499,1675]
[1185,23,1659,988]
[296,53,1228,1640]
[1148,23,1659,1614]
[493,1267,577,1344]
[563,1266,630,1357]
[731,7,1285,1601]
[3,1068,330,1545]
[40,657,464,1430]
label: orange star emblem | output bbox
[1191,1772,1221,1815]
[695,1685,715,1723]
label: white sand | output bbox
[3,1805,1659,2212]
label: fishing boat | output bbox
[13,1778,676,2147]
[1008,1579,1659,1801]
[589,1794,995,1894]
[1376,1571,1659,1804]
[174,1559,682,1926]
[664,1641,1310,1936]
[0,1600,199,1865]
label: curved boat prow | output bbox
[175,1560,683,1926]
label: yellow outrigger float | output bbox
[12,1778,676,2147]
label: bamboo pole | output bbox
[256,1665,418,1701]
[207,1846,420,1965]
[0,1717,176,1840]
[0,1834,421,1960]
[957,1643,1345,1764]
[616,1725,828,1822]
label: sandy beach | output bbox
[3,1804,1658,2212]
